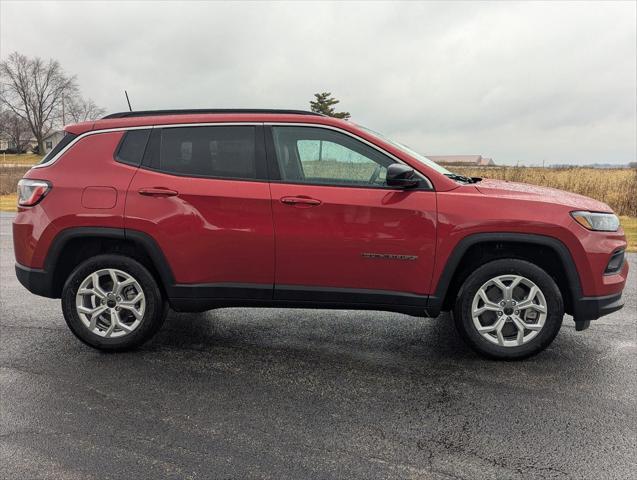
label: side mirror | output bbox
[386,163,419,188]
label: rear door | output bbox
[266,125,437,305]
[125,123,274,300]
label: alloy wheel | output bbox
[470,274,547,347]
[75,268,146,338]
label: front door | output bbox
[267,125,437,304]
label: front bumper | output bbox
[572,292,624,330]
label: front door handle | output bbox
[280,196,322,207]
[138,188,179,197]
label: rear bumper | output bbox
[573,292,624,322]
[15,262,57,298]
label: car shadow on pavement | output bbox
[141,307,607,378]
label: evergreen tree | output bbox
[309,92,350,120]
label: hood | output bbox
[475,178,613,212]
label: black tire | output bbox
[61,254,167,351]
[453,259,564,360]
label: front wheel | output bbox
[61,254,167,351]
[453,259,564,360]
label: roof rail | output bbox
[102,109,323,119]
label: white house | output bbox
[0,132,36,152]
[43,130,66,154]
[0,133,12,151]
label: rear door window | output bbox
[151,125,260,180]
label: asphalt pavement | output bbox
[1,212,635,479]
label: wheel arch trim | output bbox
[427,232,583,316]
[44,227,175,295]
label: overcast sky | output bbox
[1,1,635,165]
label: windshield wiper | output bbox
[444,173,480,184]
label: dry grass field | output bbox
[1,165,31,195]
[1,155,42,197]
[0,153,43,166]
[1,155,36,214]
[453,166,637,217]
[452,165,636,251]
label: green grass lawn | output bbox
[620,216,637,253]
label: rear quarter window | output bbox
[38,132,77,165]
[115,129,151,166]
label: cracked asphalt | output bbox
[1,212,636,479]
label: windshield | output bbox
[355,124,480,184]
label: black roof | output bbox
[102,109,323,119]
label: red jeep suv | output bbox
[13,109,629,359]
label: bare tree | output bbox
[0,52,77,153]
[65,95,106,123]
[0,110,32,152]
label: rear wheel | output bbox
[61,254,167,351]
[453,259,564,360]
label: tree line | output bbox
[0,52,105,154]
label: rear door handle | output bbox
[138,188,179,197]
[280,196,322,207]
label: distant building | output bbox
[426,155,495,166]
[43,130,65,154]
[0,132,36,152]
[0,133,13,151]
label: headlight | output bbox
[571,211,620,232]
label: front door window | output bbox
[271,126,394,187]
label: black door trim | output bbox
[169,283,429,316]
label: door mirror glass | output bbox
[386,163,419,188]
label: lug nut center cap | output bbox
[106,294,117,308]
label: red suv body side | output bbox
[13,111,628,329]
